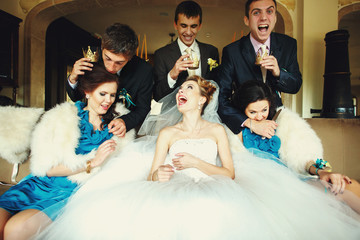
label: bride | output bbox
[35,76,360,240]
[148,77,234,182]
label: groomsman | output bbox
[217,0,302,138]
[66,23,154,137]
[153,0,219,101]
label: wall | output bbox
[300,0,339,118]
[0,1,26,105]
[276,0,339,117]
[277,0,301,113]
[339,1,360,116]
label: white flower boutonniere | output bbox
[207,58,219,71]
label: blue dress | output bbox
[242,127,286,167]
[0,101,113,220]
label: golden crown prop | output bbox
[82,46,99,62]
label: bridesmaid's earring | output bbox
[86,95,90,99]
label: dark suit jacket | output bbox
[66,55,154,132]
[153,39,219,101]
[217,32,302,134]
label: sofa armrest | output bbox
[306,118,360,181]
[0,157,30,195]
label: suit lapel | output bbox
[198,41,209,76]
[118,60,131,87]
[241,35,262,81]
[266,32,282,87]
[270,32,280,62]
[169,40,182,60]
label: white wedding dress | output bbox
[35,137,360,240]
[34,81,360,239]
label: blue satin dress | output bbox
[0,101,113,220]
[242,128,286,167]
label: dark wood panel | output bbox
[45,17,101,110]
[0,10,22,105]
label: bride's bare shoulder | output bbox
[159,124,182,137]
[205,121,225,132]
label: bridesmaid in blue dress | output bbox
[231,80,360,212]
[0,64,119,240]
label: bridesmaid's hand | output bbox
[172,152,198,170]
[319,171,351,195]
[91,140,116,168]
[156,164,175,182]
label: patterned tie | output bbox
[185,47,192,55]
[259,44,269,83]
[259,44,268,57]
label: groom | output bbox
[66,23,153,138]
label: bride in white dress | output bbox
[35,76,360,240]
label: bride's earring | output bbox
[198,102,201,110]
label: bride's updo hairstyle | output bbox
[77,63,119,129]
[185,75,216,114]
[232,80,277,120]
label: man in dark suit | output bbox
[153,0,219,102]
[217,0,302,138]
[66,23,153,137]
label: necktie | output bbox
[259,44,268,57]
[185,47,192,55]
[259,45,268,83]
[185,48,196,76]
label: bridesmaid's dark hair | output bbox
[232,80,277,120]
[77,63,119,130]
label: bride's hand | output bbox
[156,164,175,182]
[172,153,198,170]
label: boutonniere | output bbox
[207,58,218,71]
[118,88,136,108]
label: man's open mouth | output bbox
[258,24,269,32]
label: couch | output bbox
[1,118,360,196]
[305,118,360,181]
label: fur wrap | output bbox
[0,106,44,164]
[276,107,323,175]
[30,102,135,184]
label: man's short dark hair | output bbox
[174,1,202,24]
[101,23,139,58]
[245,0,277,18]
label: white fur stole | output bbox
[0,106,44,164]
[276,107,323,175]
[30,102,135,184]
